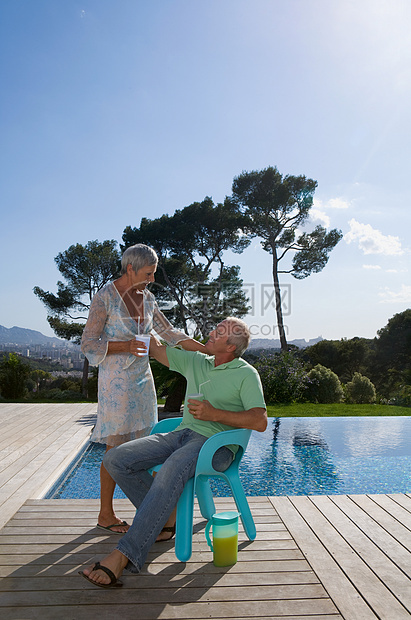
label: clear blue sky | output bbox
[1,0,410,342]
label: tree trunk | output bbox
[81,356,89,398]
[164,375,187,413]
[272,250,288,351]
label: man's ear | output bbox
[226,342,236,354]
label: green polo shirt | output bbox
[166,348,266,442]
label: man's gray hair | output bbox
[225,317,251,358]
[121,244,158,275]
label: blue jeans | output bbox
[103,428,234,573]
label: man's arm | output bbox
[149,334,205,367]
[187,399,267,432]
[178,338,207,353]
[149,335,170,367]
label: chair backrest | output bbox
[150,416,182,434]
[195,428,252,477]
[151,418,252,478]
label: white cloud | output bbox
[379,284,411,304]
[345,219,404,255]
[363,264,381,270]
[327,198,350,210]
[313,197,350,211]
[310,208,330,228]
[311,197,350,228]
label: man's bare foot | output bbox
[97,513,130,534]
[81,550,128,587]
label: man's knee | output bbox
[212,446,235,472]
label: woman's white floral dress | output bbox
[81,283,187,446]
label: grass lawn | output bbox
[266,402,411,417]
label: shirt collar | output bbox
[205,356,245,370]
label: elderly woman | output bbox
[81,244,204,534]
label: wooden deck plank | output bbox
[0,496,342,620]
[312,495,411,610]
[368,494,411,529]
[347,494,411,548]
[0,605,342,620]
[0,406,91,475]
[1,614,342,620]
[0,404,96,529]
[290,495,411,619]
[270,495,377,620]
[0,420,89,489]
[387,493,411,513]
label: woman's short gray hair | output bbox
[225,317,251,358]
[121,244,158,275]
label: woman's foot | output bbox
[80,550,128,588]
[97,513,130,534]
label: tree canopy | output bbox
[232,166,342,350]
[122,197,250,338]
[371,309,411,396]
[34,239,120,343]
[34,239,121,394]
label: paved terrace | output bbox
[0,403,410,619]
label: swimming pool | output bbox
[45,416,411,499]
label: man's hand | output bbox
[187,398,216,421]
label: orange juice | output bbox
[212,535,238,566]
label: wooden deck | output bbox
[0,404,410,619]
[0,403,97,530]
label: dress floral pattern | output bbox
[81,282,188,446]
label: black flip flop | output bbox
[79,561,123,588]
[96,520,129,534]
[156,524,176,542]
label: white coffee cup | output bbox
[135,334,151,356]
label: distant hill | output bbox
[0,325,63,345]
[0,324,322,350]
[247,336,323,350]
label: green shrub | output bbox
[0,353,31,399]
[345,372,376,404]
[60,379,81,392]
[306,364,344,403]
[253,351,310,403]
[388,384,411,407]
[43,388,84,401]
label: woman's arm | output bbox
[107,339,149,357]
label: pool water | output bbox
[45,416,411,499]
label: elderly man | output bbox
[80,317,267,588]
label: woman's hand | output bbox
[107,338,148,357]
[128,338,148,357]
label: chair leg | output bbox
[174,477,195,562]
[227,475,256,541]
[195,476,216,520]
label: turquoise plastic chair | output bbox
[150,416,256,562]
